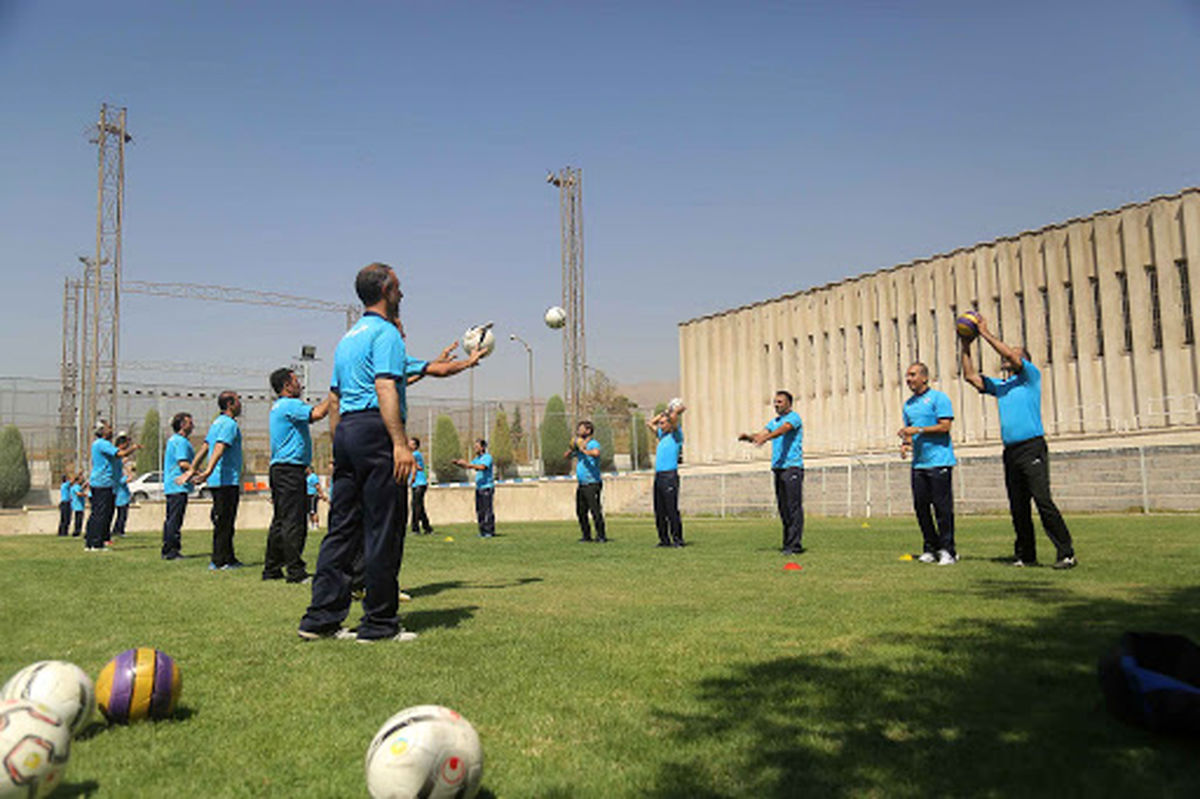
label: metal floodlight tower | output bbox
[546,166,585,421]
[83,103,131,434]
[59,277,83,468]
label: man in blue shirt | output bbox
[409,438,433,534]
[740,391,804,554]
[161,412,195,560]
[189,391,245,570]
[455,439,495,537]
[57,473,72,536]
[111,431,133,539]
[299,262,417,643]
[306,468,325,529]
[899,363,957,565]
[648,403,686,547]
[84,420,140,551]
[962,314,1076,569]
[567,421,606,543]
[263,367,333,584]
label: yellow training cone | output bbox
[899,553,914,561]
[444,536,454,542]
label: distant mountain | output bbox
[617,379,680,411]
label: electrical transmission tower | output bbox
[81,103,131,437]
[547,166,585,421]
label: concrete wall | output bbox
[679,188,1200,465]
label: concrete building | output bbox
[679,188,1200,464]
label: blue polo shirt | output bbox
[405,356,429,378]
[471,453,494,490]
[573,439,602,484]
[89,438,121,488]
[330,312,408,420]
[412,451,428,487]
[270,397,313,466]
[71,485,86,512]
[204,414,242,488]
[163,434,195,496]
[768,411,804,469]
[306,473,319,496]
[903,389,956,469]
[655,427,683,472]
[983,360,1045,446]
[115,473,131,507]
[59,481,71,504]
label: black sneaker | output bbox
[578,538,593,543]
[1052,555,1077,570]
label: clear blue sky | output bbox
[2,0,1198,403]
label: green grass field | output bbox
[3,514,1199,798]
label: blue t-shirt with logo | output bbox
[330,312,408,419]
[573,439,602,484]
[204,414,242,488]
[768,411,804,469]
[655,427,683,472]
[163,434,195,496]
[59,481,71,504]
[471,453,494,490]
[115,473,131,506]
[89,438,121,488]
[983,360,1045,446]
[903,389,956,469]
[71,484,86,512]
[413,451,428,487]
[306,473,319,496]
[270,397,313,466]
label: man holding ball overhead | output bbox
[960,313,1077,569]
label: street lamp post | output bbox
[509,334,538,467]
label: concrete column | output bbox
[1044,231,1081,433]
[1093,216,1136,429]
[1180,193,1200,405]
[1064,222,1107,434]
[1150,200,1194,425]
[1119,210,1164,427]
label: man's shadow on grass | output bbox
[408,577,542,599]
[647,582,1200,798]
[404,605,480,632]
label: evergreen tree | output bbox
[592,409,616,472]
[632,412,653,469]
[490,409,517,479]
[0,425,31,508]
[510,405,525,464]
[136,408,161,474]
[432,415,465,483]
[540,395,571,476]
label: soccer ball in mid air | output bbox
[365,704,484,799]
[544,306,566,329]
[463,323,496,358]
[0,699,71,799]
[1,661,95,737]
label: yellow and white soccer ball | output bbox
[365,704,483,799]
[544,306,566,329]
[462,324,496,358]
[1,661,95,738]
[0,699,71,799]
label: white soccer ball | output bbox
[666,397,684,413]
[0,700,71,799]
[1,662,95,738]
[544,306,566,329]
[462,324,495,358]
[365,705,484,799]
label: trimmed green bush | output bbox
[136,409,161,475]
[632,412,652,469]
[540,395,571,476]
[432,415,465,484]
[0,425,31,508]
[593,410,615,472]
[490,408,517,479]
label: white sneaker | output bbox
[917,552,936,563]
[937,550,957,565]
[398,591,412,602]
[357,630,418,644]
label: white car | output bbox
[127,471,165,502]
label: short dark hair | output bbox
[270,367,294,395]
[171,412,192,433]
[410,437,421,448]
[355,262,394,305]
[476,438,488,451]
[775,390,794,405]
[577,420,594,435]
[218,391,239,411]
